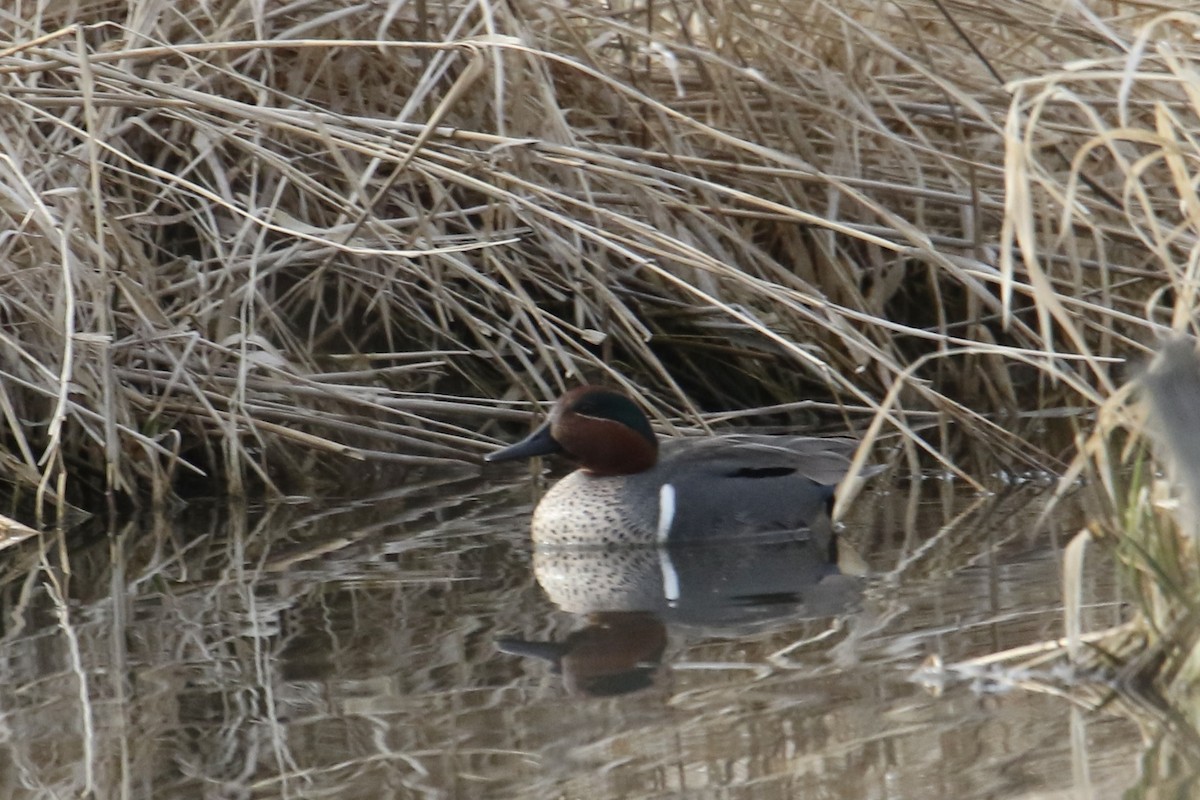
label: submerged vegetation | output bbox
[1,0,1197,507]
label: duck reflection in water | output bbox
[498,612,667,697]
[498,537,865,697]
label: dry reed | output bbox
[0,1,1196,509]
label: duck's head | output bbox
[485,385,658,475]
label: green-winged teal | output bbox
[486,386,870,548]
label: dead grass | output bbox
[0,1,1197,508]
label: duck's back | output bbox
[623,434,857,546]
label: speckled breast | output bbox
[530,470,649,547]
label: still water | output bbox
[0,467,1183,798]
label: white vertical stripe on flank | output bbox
[659,548,681,603]
[656,483,680,602]
[656,483,676,545]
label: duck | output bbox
[485,385,869,549]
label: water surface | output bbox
[0,468,1180,798]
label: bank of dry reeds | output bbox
[0,1,1197,506]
